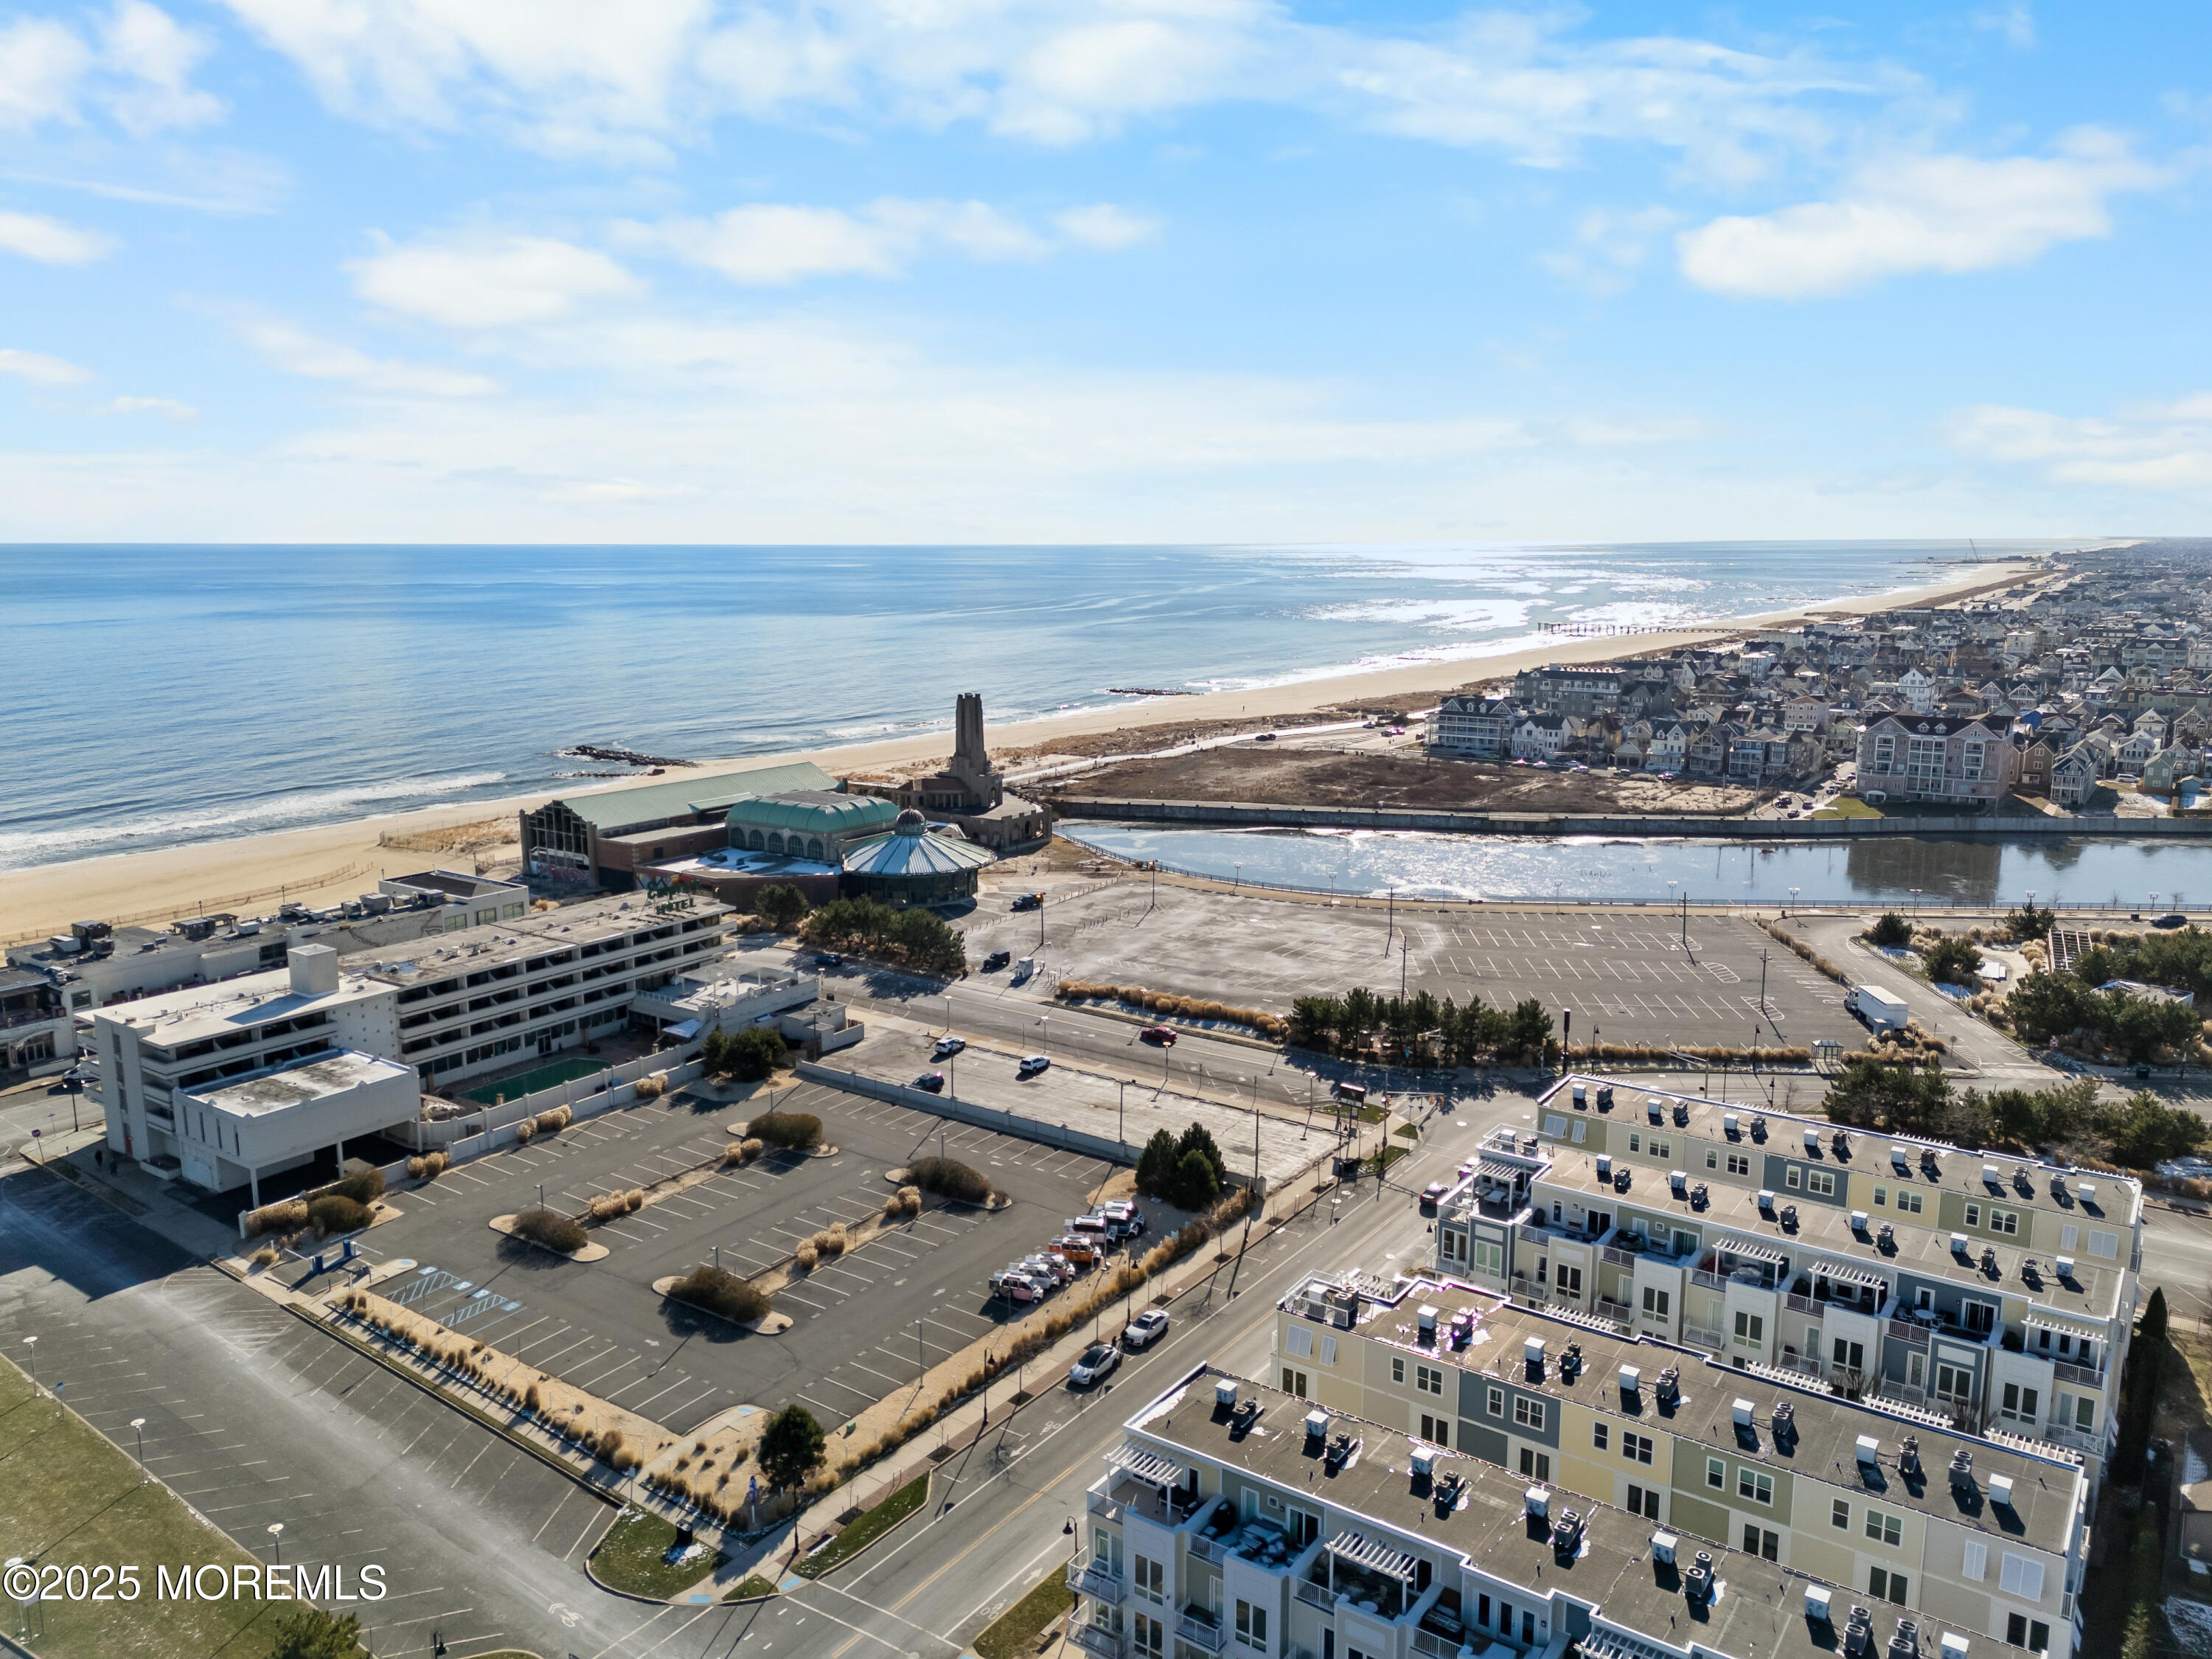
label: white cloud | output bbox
[217,0,1897,181]
[0,3,219,135]
[1947,396,2212,492]
[1974,5,2037,49]
[1542,205,1679,295]
[348,234,642,327]
[0,346,92,385]
[100,394,198,420]
[237,316,500,395]
[632,197,1154,284]
[1676,128,2166,298]
[0,208,115,262]
[1054,204,1162,250]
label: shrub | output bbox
[406,1151,448,1181]
[265,1605,364,1659]
[633,1073,667,1100]
[307,1194,371,1239]
[759,1403,827,1491]
[512,1208,588,1253]
[535,1105,572,1135]
[251,1246,279,1267]
[512,1116,537,1145]
[1865,911,1912,947]
[726,1026,787,1083]
[669,1264,771,1325]
[333,1167,385,1206]
[245,1197,310,1237]
[587,1192,630,1222]
[748,1110,822,1150]
[795,1242,819,1271]
[909,1155,991,1204]
[626,1187,644,1211]
[755,884,810,931]
[810,1225,848,1257]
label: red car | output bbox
[1141,1026,1178,1046]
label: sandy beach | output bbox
[0,561,2039,942]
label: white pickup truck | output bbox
[1846,983,1910,1032]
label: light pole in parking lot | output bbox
[21,1337,35,1396]
[266,1523,282,1566]
[130,1417,145,1476]
[1117,1079,1127,1149]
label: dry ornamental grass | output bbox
[1054,978,1289,1040]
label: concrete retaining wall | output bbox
[420,1054,706,1159]
[1049,796,2212,841]
[796,1061,1155,1172]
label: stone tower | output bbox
[948,692,1003,807]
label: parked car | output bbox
[1122,1309,1170,1350]
[1067,1214,1113,1238]
[1053,1235,1099,1267]
[1140,1024,1178,1046]
[983,950,1012,971]
[1101,1200,1146,1237]
[812,952,843,967]
[1068,1343,1121,1387]
[1023,1252,1074,1286]
[913,1071,945,1093]
[1017,1054,1051,1078]
[1419,1181,1449,1212]
[1011,893,1043,912]
[933,1036,967,1058]
[992,1270,1044,1304]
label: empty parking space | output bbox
[358,1081,1119,1436]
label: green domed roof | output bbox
[724,790,900,835]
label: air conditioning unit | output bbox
[1214,1378,1239,1411]
[1855,1435,1881,1467]
[1652,1531,1677,1565]
[1525,1486,1551,1519]
[1806,1586,1834,1621]
[1988,1474,2014,1506]
[1731,1398,1756,1428]
[1619,1365,1641,1394]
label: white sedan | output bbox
[1068,1343,1121,1387]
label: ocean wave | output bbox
[0,771,510,866]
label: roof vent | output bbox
[1855,1435,1882,1467]
[1619,1364,1641,1394]
[1806,1585,1834,1622]
[1989,1473,2014,1506]
[1652,1531,1678,1566]
[1214,1378,1239,1411]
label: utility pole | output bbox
[1387,889,1396,950]
[1759,949,1769,1023]
[1400,939,1410,1003]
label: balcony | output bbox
[1682,1326,1724,1352]
[1176,1610,1225,1653]
[1294,1578,1338,1614]
[1887,1318,1931,1349]
[1071,1624,1124,1658]
[1594,1297,1632,1324]
[1069,1557,1127,1605]
[2053,1360,2105,1389]
[1691,1269,1727,1291]
[1188,1533,1229,1567]
[1088,1487,1127,1524]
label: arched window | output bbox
[749,829,765,850]
[767,832,784,854]
[807,839,824,860]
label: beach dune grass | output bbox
[0,1356,295,1659]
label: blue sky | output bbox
[0,0,2205,542]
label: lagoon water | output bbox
[1059,824,2212,912]
[1,540,2062,871]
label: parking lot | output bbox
[957,883,1865,1051]
[356,1080,1122,1435]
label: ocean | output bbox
[0,540,2073,872]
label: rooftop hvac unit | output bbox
[1731,1398,1756,1427]
[1899,1436,1922,1477]
[1646,1098,1663,1123]
[1214,1378,1239,1411]
[1304,1408,1330,1441]
[1982,1163,2000,1185]
[1833,1132,1851,1155]
[1596,1154,1613,1178]
[1525,1337,1547,1368]
[1655,1366,1680,1404]
[1806,1586,1834,1621]
[1572,1084,1587,1110]
[1891,1145,1910,1171]
[1950,1232,1969,1253]
[1750,1115,1767,1141]
[1670,1170,1688,1196]
[2056,1255,2076,1278]
[2076,1181,2097,1203]
[1651,1531,1677,1566]
[1855,1435,1882,1466]
[1525,1486,1551,1519]
[1805,1127,1821,1153]
[1618,1365,1641,1394]
[1940,1637,1970,1659]
[1417,1306,1439,1343]
[1724,1113,1740,1137]
[1851,1210,1870,1231]
[1988,1474,2014,1506]
[1758,1189,1776,1211]
[1891,1622,1924,1659]
[1411,1447,1436,1477]
[1672,1102,1689,1127]
[1773,1399,1795,1432]
[1781,1203,1798,1226]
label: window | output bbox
[1707,1456,1726,1489]
[1135,1613,1165,1658]
[1733,1311,1765,1346]
[1865,1509,1902,1548]
[1281,1368,1309,1397]
[1287,1326,1315,1359]
[1629,1133,1641,1152]
[1642,1287,1672,1319]
[1487,1385,1504,1416]
[1392,1357,1405,1383]
[2076,1397,2096,1431]
[1472,1241,1504,1276]
[2000,1383,2040,1423]
[1319,1335,1338,1367]
[1544,1116,1568,1138]
[1706,1150,1719,1169]
[1739,1469,1774,1505]
[1519,1447,1551,1481]
[1626,1484,1661,1520]
[1135,1557,1165,1604]
[1441,1230,1467,1262]
[1989,1208,2019,1236]
[1936,1363,1973,1403]
[1897,1190,1924,1214]
[1624,1433,1654,1465]
[1514,1397,1544,1430]
[1234,1601,1269,1652]
[1650,1138,1671,1159]
[1832,1338,1866,1373]
[1744,1525,1779,1561]
[1417,1366,1444,1397]
[2000,1554,2045,1600]
[1419,1413,1451,1447]
[1965,1203,1980,1228]
[1593,1424,1610,1453]
[1874,1186,1887,1206]
[2088,1229,2119,1259]
[1728,1153,1750,1176]
[1806,1169,1837,1197]
[2008,1617,2050,1653]
[1963,1541,1987,1582]
[1787,1166,1802,1189]
[1557,1265,1583,1296]
[1868,1568,1908,1606]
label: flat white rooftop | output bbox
[100,968,386,1046]
[192,1051,414,1119]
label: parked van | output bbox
[1846,984,1909,1033]
[1067,1214,1112,1237]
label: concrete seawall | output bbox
[1048,796,2212,841]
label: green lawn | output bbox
[1392,1123,1419,1140]
[1366,1144,1411,1175]
[0,1355,300,1659]
[465,1055,610,1105]
[973,1565,1076,1659]
[588,1506,728,1599]
[1811,796,1884,819]
[794,1472,928,1579]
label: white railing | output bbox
[1176,1613,1225,1653]
[1068,1559,1127,1605]
[1071,1624,1124,1658]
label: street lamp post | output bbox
[130,1417,146,1478]
[1787,886,1799,916]
[1910,888,1921,918]
[1117,1079,1127,1150]
[1234,862,1242,893]
[21,1337,35,1396]
[266,1523,282,1566]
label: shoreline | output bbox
[0,560,2042,940]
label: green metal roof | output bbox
[724,791,900,835]
[554,761,840,832]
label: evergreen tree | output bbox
[1169,1148,1222,1211]
[1135,1129,1180,1198]
[759,1403,827,1491]
[1175,1122,1225,1184]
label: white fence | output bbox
[414,1050,708,1155]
